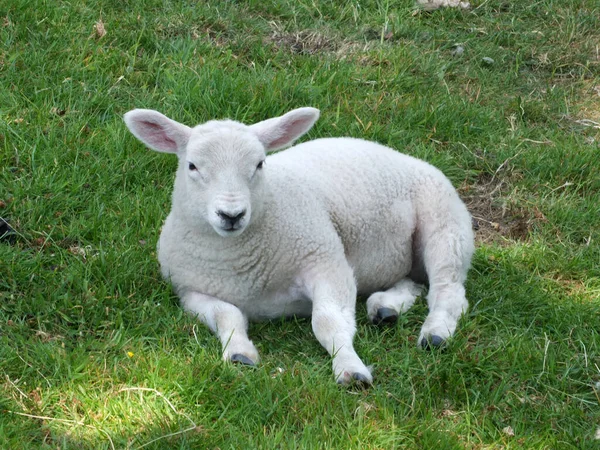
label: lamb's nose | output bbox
[217,210,246,228]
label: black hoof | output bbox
[337,372,372,388]
[230,354,255,366]
[420,335,445,350]
[352,373,372,386]
[0,218,16,244]
[373,307,398,326]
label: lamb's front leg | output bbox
[306,269,373,386]
[181,292,259,365]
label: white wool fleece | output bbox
[124,107,475,385]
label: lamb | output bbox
[123,107,475,385]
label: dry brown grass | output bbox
[461,176,544,245]
[267,23,339,55]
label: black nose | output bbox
[217,210,246,228]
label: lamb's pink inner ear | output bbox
[124,109,191,153]
[251,107,320,152]
[140,121,178,151]
[268,117,312,149]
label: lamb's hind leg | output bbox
[417,204,474,349]
[366,278,424,325]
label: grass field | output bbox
[1,0,599,448]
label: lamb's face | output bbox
[124,107,320,237]
[182,126,267,237]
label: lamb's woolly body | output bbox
[124,108,474,385]
[161,137,470,312]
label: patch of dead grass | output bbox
[267,23,339,55]
[576,80,600,124]
[156,16,231,47]
[266,22,385,59]
[461,176,545,245]
[546,274,600,301]
[557,79,600,142]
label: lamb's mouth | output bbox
[214,223,246,237]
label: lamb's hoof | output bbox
[230,354,256,366]
[420,335,446,350]
[337,372,372,388]
[373,307,398,326]
[0,218,16,244]
[351,372,372,386]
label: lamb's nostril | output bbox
[232,210,246,222]
[217,210,246,227]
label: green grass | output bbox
[1,0,599,448]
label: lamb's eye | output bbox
[256,161,265,170]
[188,162,197,171]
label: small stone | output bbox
[271,367,285,378]
[50,107,66,116]
[451,45,464,56]
[502,426,515,437]
[482,57,495,65]
[94,19,106,39]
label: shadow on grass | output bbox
[2,245,599,449]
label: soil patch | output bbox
[461,177,543,245]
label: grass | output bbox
[1,0,599,448]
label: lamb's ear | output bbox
[249,107,320,152]
[123,109,192,153]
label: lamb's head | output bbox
[124,107,320,237]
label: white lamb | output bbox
[123,107,474,385]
